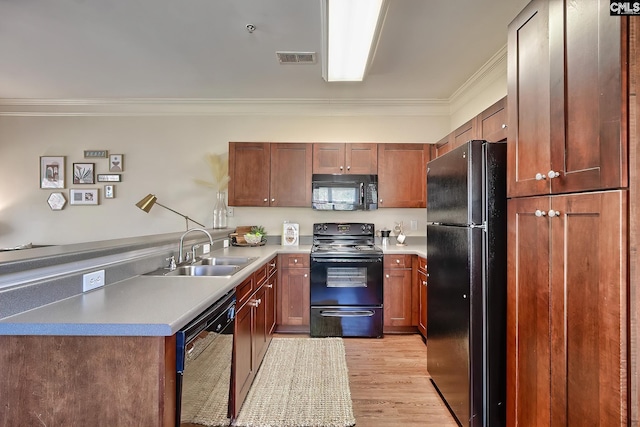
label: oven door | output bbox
[310,256,383,306]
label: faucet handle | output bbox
[190,244,201,263]
[166,256,177,271]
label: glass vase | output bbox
[213,191,228,229]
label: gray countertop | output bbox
[0,243,425,337]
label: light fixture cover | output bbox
[322,0,386,82]
[136,194,157,213]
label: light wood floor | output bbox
[276,333,458,427]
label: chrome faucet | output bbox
[178,228,214,264]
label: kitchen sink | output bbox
[167,265,240,277]
[199,256,257,266]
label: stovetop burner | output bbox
[311,222,382,256]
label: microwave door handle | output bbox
[360,182,364,206]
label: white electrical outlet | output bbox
[223,239,230,248]
[227,207,234,217]
[203,243,211,254]
[410,220,418,231]
[83,270,105,292]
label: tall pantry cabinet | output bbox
[506,1,631,425]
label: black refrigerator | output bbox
[426,140,506,427]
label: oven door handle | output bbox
[320,310,375,317]
[311,257,382,263]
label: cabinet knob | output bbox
[548,209,560,218]
[294,259,298,263]
[501,124,508,129]
[535,172,546,181]
[340,166,344,171]
[266,283,273,288]
[535,209,547,217]
[379,199,383,203]
[271,198,275,202]
[263,198,268,202]
[269,263,276,267]
[347,166,351,171]
[304,273,308,278]
[395,259,400,264]
[386,274,390,278]
[422,281,427,286]
[548,170,561,179]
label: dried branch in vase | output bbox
[194,152,230,191]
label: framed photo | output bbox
[70,188,99,205]
[104,185,115,199]
[109,154,123,172]
[47,192,67,210]
[97,174,121,182]
[40,156,65,189]
[73,163,95,184]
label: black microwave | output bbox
[311,174,378,211]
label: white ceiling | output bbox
[0,0,529,101]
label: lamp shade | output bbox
[136,194,157,213]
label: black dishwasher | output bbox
[176,290,235,427]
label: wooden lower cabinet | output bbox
[507,190,627,426]
[383,254,414,333]
[0,335,176,426]
[232,258,277,418]
[277,254,310,333]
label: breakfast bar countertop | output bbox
[0,242,426,337]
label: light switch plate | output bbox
[83,270,105,292]
[410,220,418,231]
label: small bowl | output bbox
[244,234,262,245]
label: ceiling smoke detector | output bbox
[246,24,256,33]
[276,51,317,64]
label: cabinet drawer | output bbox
[280,253,309,268]
[267,256,277,277]
[418,257,427,273]
[254,262,268,287]
[236,276,254,307]
[384,254,412,269]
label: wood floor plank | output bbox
[274,333,458,426]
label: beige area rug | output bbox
[181,332,233,426]
[233,337,356,427]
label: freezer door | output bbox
[427,140,483,225]
[427,224,483,427]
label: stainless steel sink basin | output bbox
[167,265,240,277]
[199,256,257,266]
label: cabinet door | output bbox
[507,195,552,427]
[383,268,412,327]
[549,191,627,426]
[229,142,271,206]
[313,143,346,174]
[233,301,254,417]
[270,143,312,207]
[253,285,269,365]
[507,0,551,198]
[479,97,507,142]
[451,118,477,150]
[377,143,430,208]
[279,268,310,327]
[265,270,277,336]
[345,143,377,174]
[434,134,452,158]
[548,1,627,194]
[417,258,428,338]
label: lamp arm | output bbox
[154,201,206,228]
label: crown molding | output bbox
[0,97,450,117]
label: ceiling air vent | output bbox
[276,51,317,64]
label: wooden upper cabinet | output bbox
[229,142,312,207]
[312,143,377,174]
[451,118,478,150]
[270,143,312,207]
[479,97,507,142]
[377,143,430,208]
[434,134,453,158]
[507,0,627,198]
[229,142,271,206]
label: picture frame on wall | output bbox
[104,185,115,199]
[40,156,65,189]
[70,188,99,205]
[73,163,95,184]
[109,154,123,172]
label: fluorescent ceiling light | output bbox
[321,0,386,82]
